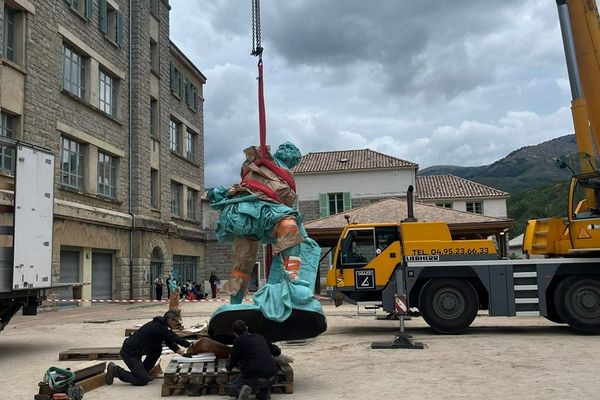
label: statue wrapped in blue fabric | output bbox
[207,142,327,344]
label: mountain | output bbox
[418,134,577,193]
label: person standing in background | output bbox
[209,272,220,299]
[154,275,164,300]
[166,272,174,299]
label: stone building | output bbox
[0,0,206,303]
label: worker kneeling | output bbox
[105,311,190,386]
[225,320,281,400]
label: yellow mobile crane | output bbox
[525,0,600,255]
[326,0,600,335]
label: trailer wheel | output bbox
[554,276,600,334]
[418,279,479,334]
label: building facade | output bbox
[0,0,206,302]
[293,149,419,220]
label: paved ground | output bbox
[2,298,599,400]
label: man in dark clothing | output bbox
[209,271,220,298]
[105,311,190,386]
[225,320,281,400]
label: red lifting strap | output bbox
[240,177,283,203]
[254,60,297,193]
[258,61,267,159]
[254,158,296,191]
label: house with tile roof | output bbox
[416,175,509,218]
[293,149,419,220]
[292,149,509,221]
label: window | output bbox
[150,168,159,208]
[171,181,181,216]
[466,201,483,214]
[150,39,159,73]
[340,228,376,267]
[3,6,18,63]
[329,193,344,215]
[97,151,116,198]
[99,0,123,46]
[63,44,86,99]
[187,188,197,220]
[98,69,117,116]
[319,192,351,217]
[150,97,158,138]
[0,112,16,172]
[169,118,180,153]
[60,136,84,189]
[186,129,196,161]
[67,0,92,19]
[186,82,199,112]
[435,202,453,209]
[151,0,159,16]
[172,255,197,284]
[170,64,182,96]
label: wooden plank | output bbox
[76,373,107,392]
[73,362,107,381]
[59,348,121,361]
[164,360,180,375]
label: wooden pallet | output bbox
[59,347,121,361]
[161,358,293,397]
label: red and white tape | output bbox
[46,295,331,304]
[45,298,230,303]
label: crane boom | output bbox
[524,0,600,255]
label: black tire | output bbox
[554,276,600,334]
[418,278,479,334]
[544,299,564,324]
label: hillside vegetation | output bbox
[419,134,578,235]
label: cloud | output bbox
[170,0,575,188]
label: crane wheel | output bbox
[543,301,564,324]
[418,278,479,334]
[554,276,600,334]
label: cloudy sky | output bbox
[170,0,574,188]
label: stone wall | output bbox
[0,0,207,301]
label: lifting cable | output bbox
[245,0,297,193]
[251,0,267,159]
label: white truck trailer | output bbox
[0,138,55,331]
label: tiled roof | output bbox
[305,197,511,229]
[416,175,508,200]
[304,197,514,246]
[292,149,417,174]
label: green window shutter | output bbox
[85,0,93,20]
[187,81,192,105]
[116,11,123,46]
[319,193,329,218]
[170,63,175,91]
[342,192,352,211]
[183,78,188,104]
[99,0,108,34]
